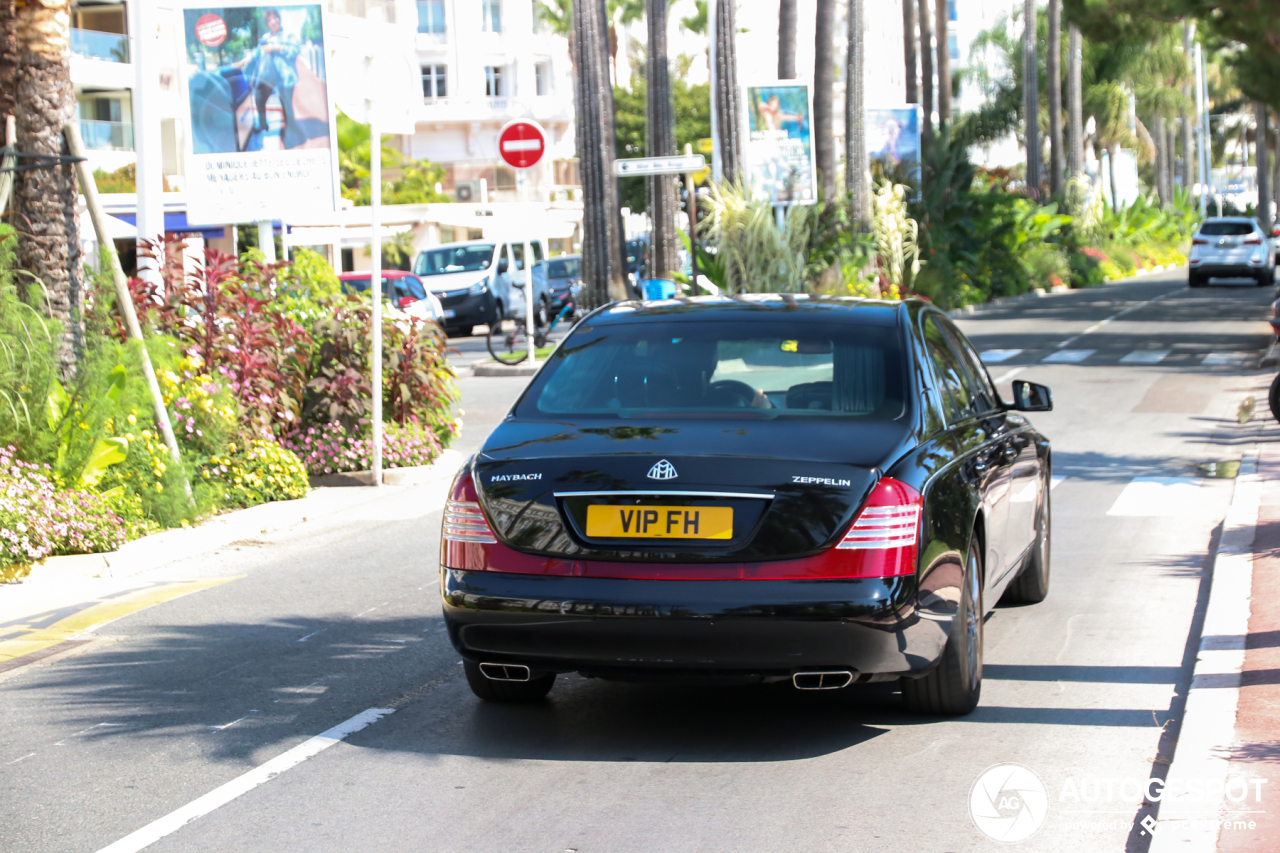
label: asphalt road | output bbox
[1,269,1276,853]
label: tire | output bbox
[1269,373,1280,424]
[1188,273,1204,288]
[1002,476,1051,604]
[1257,270,1271,287]
[463,661,555,703]
[486,319,529,365]
[901,539,983,716]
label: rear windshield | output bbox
[547,258,580,279]
[414,245,494,276]
[1199,221,1256,236]
[516,318,907,421]
[342,276,425,300]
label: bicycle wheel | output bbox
[487,319,529,365]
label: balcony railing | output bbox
[80,119,134,151]
[71,28,129,63]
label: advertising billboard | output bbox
[867,106,922,185]
[743,84,817,205]
[180,3,338,224]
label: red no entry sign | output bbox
[195,14,227,48]
[498,120,546,170]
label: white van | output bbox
[412,238,551,335]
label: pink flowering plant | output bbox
[0,446,127,577]
[280,420,442,476]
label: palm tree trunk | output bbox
[1181,23,1194,190]
[1067,22,1083,179]
[13,0,78,375]
[0,0,16,119]
[917,0,933,142]
[778,0,796,79]
[710,0,741,185]
[1023,0,1040,195]
[846,0,867,226]
[1046,0,1062,195]
[1154,115,1167,205]
[1108,143,1120,213]
[934,0,949,124]
[645,0,679,280]
[573,0,627,304]
[901,0,917,105]
[1257,102,1271,232]
[814,0,835,198]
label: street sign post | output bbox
[497,120,547,365]
[613,154,706,177]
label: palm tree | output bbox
[710,0,741,183]
[935,0,950,124]
[846,0,868,226]
[1180,22,1194,190]
[573,0,627,303]
[901,0,918,105]
[1023,0,1040,194]
[1047,0,1063,194]
[1068,22,1083,177]
[11,0,78,374]
[606,0,643,86]
[814,0,835,197]
[778,0,796,79]
[645,0,679,279]
[537,0,575,70]
[918,0,934,141]
[0,0,16,120]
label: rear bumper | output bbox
[441,569,954,679]
[438,291,495,330]
[1190,262,1266,277]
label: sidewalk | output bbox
[1218,442,1280,852]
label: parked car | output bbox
[440,296,1053,715]
[543,255,581,314]
[413,239,551,336]
[1189,217,1276,286]
[337,271,444,324]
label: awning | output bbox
[110,211,226,240]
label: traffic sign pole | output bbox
[497,120,547,367]
[684,143,698,288]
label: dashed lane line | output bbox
[94,707,395,853]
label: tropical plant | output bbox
[870,182,922,296]
[335,111,451,206]
[0,226,58,448]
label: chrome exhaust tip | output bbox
[478,662,532,682]
[792,670,854,690]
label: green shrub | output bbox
[209,438,309,508]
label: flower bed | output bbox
[280,421,443,476]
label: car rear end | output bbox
[439,301,952,687]
[1190,218,1274,285]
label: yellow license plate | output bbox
[585,505,734,540]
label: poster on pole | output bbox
[867,106,922,186]
[742,83,819,206]
[743,84,817,205]
[179,2,338,224]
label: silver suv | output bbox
[1189,217,1276,287]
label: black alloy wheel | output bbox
[464,661,556,702]
[1002,476,1051,604]
[901,539,983,716]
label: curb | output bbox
[308,449,464,488]
[472,360,539,377]
[945,265,1184,319]
[1149,449,1262,851]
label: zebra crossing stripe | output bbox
[1119,349,1171,364]
[1202,352,1251,366]
[980,349,1023,363]
[1041,349,1095,364]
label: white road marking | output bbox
[1202,351,1251,366]
[1041,349,1095,364]
[1054,287,1182,348]
[1120,349,1171,364]
[1107,478,1205,517]
[1051,476,1066,490]
[296,629,326,643]
[6,752,35,765]
[94,707,394,853]
[979,349,1023,363]
[992,367,1028,385]
[209,715,252,732]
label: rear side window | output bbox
[938,319,999,412]
[1199,221,1256,237]
[399,276,427,300]
[516,319,907,421]
[923,316,976,424]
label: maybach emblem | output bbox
[647,459,679,480]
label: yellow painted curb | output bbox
[0,576,243,666]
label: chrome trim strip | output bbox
[553,490,774,499]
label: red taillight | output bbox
[825,477,921,577]
[1192,238,1209,245]
[1244,237,1263,245]
[397,296,416,308]
[442,470,497,570]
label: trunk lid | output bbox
[472,418,911,562]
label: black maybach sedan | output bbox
[441,295,1052,715]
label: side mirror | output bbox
[1011,380,1053,412]
[497,256,509,273]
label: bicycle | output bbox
[486,293,577,365]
